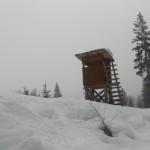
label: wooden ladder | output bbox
[105,60,123,105]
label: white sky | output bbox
[0,0,150,97]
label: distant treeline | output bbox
[17,82,62,98]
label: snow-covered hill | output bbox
[0,93,150,150]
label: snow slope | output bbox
[0,93,150,150]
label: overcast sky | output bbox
[0,0,150,97]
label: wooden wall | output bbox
[82,62,106,88]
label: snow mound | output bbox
[0,93,150,150]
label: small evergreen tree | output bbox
[127,96,134,107]
[30,89,37,96]
[42,82,51,98]
[132,12,150,85]
[23,86,29,95]
[137,95,143,108]
[121,88,127,106]
[53,82,62,98]
[38,91,41,97]
[30,90,34,96]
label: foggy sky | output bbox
[0,0,150,97]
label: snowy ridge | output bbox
[0,93,150,150]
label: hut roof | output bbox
[75,48,113,66]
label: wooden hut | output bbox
[75,48,123,105]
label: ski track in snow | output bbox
[0,93,150,150]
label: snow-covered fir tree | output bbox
[53,82,62,98]
[42,82,51,98]
[132,12,150,85]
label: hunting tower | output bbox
[75,48,123,105]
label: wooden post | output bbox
[108,87,113,104]
[91,89,95,101]
[104,86,108,103]
[84,87,90,100]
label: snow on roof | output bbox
[75,48,113,62]
[105,48,113,57]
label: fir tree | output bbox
[42,82,51,98]
[121,88,127,106]
[30,89,34,96]
[132,12,150,85]
[142,80,150,108]
[30,89,37,96]
[23,86,29,95]
[38,91,41,97]
[53,82,62,98]
[137,95,143,108]
[127,96,134,107]
[33,89,37,96]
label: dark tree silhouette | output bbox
[53,82,62,98]
[42,82,51,98]
[142,81,150,108]
[23,86,29,95]
[132,12,150,85]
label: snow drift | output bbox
[0,93,150,150]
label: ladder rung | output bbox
[106,64,117,67]
[108,73,118,76]
[111,84,120,87]
[111,91,119,93]
[112,95,120,97]
[109,82,120,86]
[113,99,121,102]
[111,86,121,88]
[107,69,118,72]
[106,65,111,68]
[109,78,119,81]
